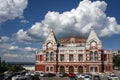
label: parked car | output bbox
[93,75,101,80]
[0,73,4,80]
[12,75,26,80]
[67,73,76,77]
[45,73,56,77]
[40,72,46,77]
[107,73,119,80]
[34,71,40,76]
[84,75,91,80]
[59,72,68,77]
[69,76,77,80]
[76,73,85,79]
[85,73,92,79]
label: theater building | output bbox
[35,27,112,74]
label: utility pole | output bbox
[56,43,60,73]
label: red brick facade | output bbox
[35,28,112,74]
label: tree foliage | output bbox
[0,60,25,73]
[113,54,120,70]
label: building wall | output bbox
[35,28,113,74]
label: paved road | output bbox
[39,71,120,80]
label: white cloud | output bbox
[8,46,18,50]
[0,36,9,42]
[4,53,18,58]
[15,0,120,43]
[20,19,29,24]
[0,0,28,23]
[24,47,38,51]
[3,53,35,62]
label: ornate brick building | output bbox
[35,27,112,74]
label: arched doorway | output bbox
[90,66,98,72]
[60,66,65,73]
[69,66,74,73]
[78,66,83,73]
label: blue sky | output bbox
[0,0,120,62]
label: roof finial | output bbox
[90,26,94,30]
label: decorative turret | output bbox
[86,26,102,49]
[45,29,57,44]
[43,29,57,50]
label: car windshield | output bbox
[111,75,116,77]
[85,76,89,78]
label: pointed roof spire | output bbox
[45,29,57,43]
[87,26,100,42]
[90,26,94,30]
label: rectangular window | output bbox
[104,54,107,61]
[78,54,83,61]
[40,55,42,61]
[60,54,64,61]
[69,54,74,61]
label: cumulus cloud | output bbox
[0,0,28,23]
[0,45,37,62]
[0,36,9,42]
[15,0,120,43]
[24,47,38,51]
[8,46,18,50]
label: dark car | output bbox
[45,73,56,77]
[93,75,101,80]
[59,72,68,77]
[0,73,4,80]
[69,76,77,80]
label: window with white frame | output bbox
[78,54,83,61]
[69,54,74,61]
[60,54,64,61]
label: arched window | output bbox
[46,52,49,61]
[90,66,97,72]
[50,67,53,72]
[50,52,54,61]
[46,67,49,72]
[69,66,74,73]
[94,51,98,61]
[60,66,65,73]
[90,51,93,61]
[78,66,83,73]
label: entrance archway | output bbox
[90,66,98,72]
[78,66,83,73]
[60,66,65,73]
[69,66,74,73]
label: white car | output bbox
[107,74,119,80]
[84,75,91,80]
[76,73,85,79]
[40,72,46,77]
[12,75,26,80]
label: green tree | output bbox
[0,60,8,73]
[113,54,120,70]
